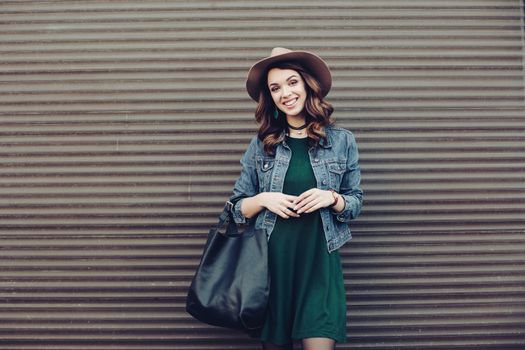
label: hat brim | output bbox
[246,50,332,102]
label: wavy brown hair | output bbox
[255,61,334,155]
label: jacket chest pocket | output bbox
[257,158,275,191]
[327,161,346,191]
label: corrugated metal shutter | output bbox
[1,1,524,349]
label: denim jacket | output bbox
[229,126,363,253]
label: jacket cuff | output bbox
[334,195,360,222]
[231,198,247,224]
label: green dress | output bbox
[260,136,347,345]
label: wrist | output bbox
[255,192,268,209]
[328,189,339,208]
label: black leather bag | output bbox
[186,201,269,332]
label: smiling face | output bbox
[267,68,307,119]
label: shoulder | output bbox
[325,125,357,144]
[247,134,264,148]
[243,134,265,156]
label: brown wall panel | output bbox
[0,1,524,349]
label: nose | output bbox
[281,85,292,98]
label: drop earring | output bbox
[274,109,279,120]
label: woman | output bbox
[230,47,363,350]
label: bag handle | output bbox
[216,201,242,237]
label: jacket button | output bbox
[314,158,319,163]
[264,163,268,169]
[322,180,327,185]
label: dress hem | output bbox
[292,328,346,344]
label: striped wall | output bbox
[0,1,524,349]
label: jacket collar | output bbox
[319,126,332,148]
[279,127,333,148]
[319,134,331,148]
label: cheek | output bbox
[297,83,307,96]
[270,92,280,105]
[296,89,307,102]
[297,98,306,110]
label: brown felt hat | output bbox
[245,47,332,102]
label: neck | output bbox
[286,115,306,129]
[285,116,308,137]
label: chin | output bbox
[285,106,306,117]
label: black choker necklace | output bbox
[287,122,308,130]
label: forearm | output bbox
[334,191,363,222]
[330,191,345,214]
[240,193,266,219]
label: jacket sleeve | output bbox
[334,131,363,222]
[229,137,259,224]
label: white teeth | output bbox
[284,98,297,106]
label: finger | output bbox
[293,189,314,204]
[266,204,286,218]
[288,210,300,218]
[299,188,316,197]
[282,204,300,218]
[284,194,299,202]
[294,193,318,211]
[297,197,321,214]
[284,199,298,210]
[279,205,300,219]
[276,209,290,219]
[302,202,323,213]
[294,190,316,209]
[294,199,310,212]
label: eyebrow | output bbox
[268,74,299,87]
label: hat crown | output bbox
[246,47,332,101]
[270,47,292,57]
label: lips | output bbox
[282,98,298,108]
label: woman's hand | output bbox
[293,188,335,214]
[258,192,300,219]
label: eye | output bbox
[270,86,280,93]
[289,79,298,86]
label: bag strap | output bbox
[216,201,242,237]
